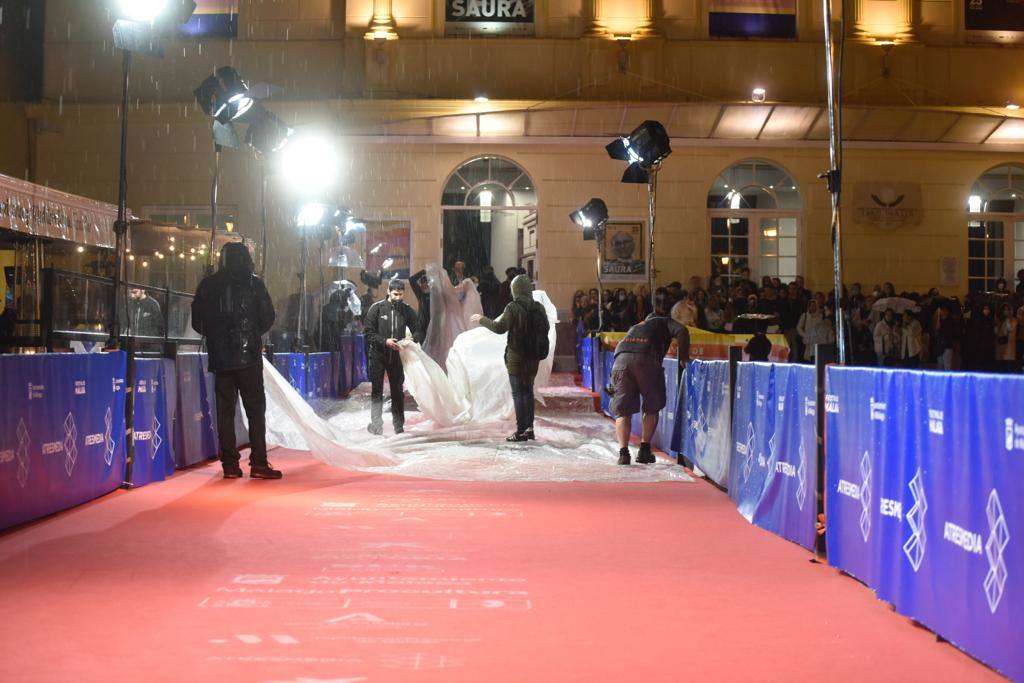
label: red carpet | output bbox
[0,451,1001,682]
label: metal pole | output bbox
[595,222,605,330]
[822,0,847,364]
[108,48,132,349]
[259,161,268,277]
[647,167,659,309]
[208,145,220,274]
[296,226,307,350]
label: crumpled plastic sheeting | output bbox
[261,361,692,483]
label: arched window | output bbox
[966,164,1024,293]
[441,156,537,279]
[707,159,801,285]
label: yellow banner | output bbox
[599,327,790,362]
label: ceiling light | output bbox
[474,96,489,103]
[1007,103,1021,111]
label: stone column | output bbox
[584,0,612,38]
[630,0,662,40]
[364,0,399,41]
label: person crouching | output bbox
[609,309,690,465]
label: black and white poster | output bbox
[445,0,535,36]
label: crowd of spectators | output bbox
[571,267,1024,373]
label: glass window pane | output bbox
[712,237,729,254]
[986,221,1004,239]
[778,218,797,237]
[779,238,797,257]
[761,237,778,256]
[731,220,749,237]
[733,238,749,256]
[968,240,985,258]
[969,259,985,277]
[968,221,985,239]
[774,185,801,210]
[987,241,1004,258]
[760,256,778,276]
[1015,222,1024,241]
[711,218,730,235]
[779,257,798,280]
[987,260,1004,278]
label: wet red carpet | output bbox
[0,451,1000,682]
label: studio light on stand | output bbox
[570,198,609,329]
[245,107,294,276]
[194,66,262,272]
[607,120,671,301]
[107,0,197,349]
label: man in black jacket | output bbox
[191,243,279,480]
[409,269,431,343]
[363,277,419,435]
[126,287,164,337]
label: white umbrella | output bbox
[871,296,918,313]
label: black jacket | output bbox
[614,315,691,364]
[316,290,354,351]
[127,295,164,337]
[191,244,275,373]
[363,297,418,360]
[409,269,431,342]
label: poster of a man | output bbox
[601,221,646,279]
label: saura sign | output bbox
[445,0,535,36]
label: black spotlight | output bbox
[606,120,672,184]
[113,1,197,55]
[570,198,609,241]
[194,66,255,125]
[245,106,294,155]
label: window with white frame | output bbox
[966,164,1024,294]
[707,160,801,286]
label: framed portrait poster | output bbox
[600,221,647,281]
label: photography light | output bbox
[570,198,609,241]
[296,202,329,229]
[606,120,672,184]
[279,132,340,195]
[245,107,294,155]
[119,0,169,23]
[193,67,255,125]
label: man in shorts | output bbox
[609,310,690,465]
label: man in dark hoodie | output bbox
[191,243,278,479]
[610,306,690,465]
[363,277,419,435]
[471,274,549,442]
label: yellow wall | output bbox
[26,100,1023,312]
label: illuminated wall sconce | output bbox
[364,0,399,42]
[1007,103,1021,111]
[751,87,766,103]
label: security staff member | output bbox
[363,277,418,435]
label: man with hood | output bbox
[191,242,278,479]
[471,274,548,442]
[363,277,418,435]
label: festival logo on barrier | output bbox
[601,221,646,281]
[1005,417,1024,452]
[859,451,872,541]
[14,419,30,488]
[903,469,928,573]
[103,407,115,466]
[795,441,807,510]
[739,422,756,483]
[62,413,78,477]
[984,490,1009,613]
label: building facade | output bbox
[3,0,1023,311]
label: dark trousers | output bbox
[509,374,536,435]
[214,364,268,468]
[369,354,405,429]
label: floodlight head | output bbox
[621,162,650,184]
[212,120,241,149]
[279,132,340,195]
[119,0,170,23]
[296,203,329,228]
[607,120,671,175]
[113,1,196,52]
[570,198,609,240]
[194,67,254,124]
[245,105,294,155]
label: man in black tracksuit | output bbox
[363,277,419,435]
[191,242,278,479]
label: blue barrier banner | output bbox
[680,360,732,487]
[130,359,175,488]
[307,352,334,399]
[600,351,614,417]
[272,353,306,395]
[826,367,1023,680]
[0,352,127,530]
[652,359,679,453]
[581,336,594,391]
[353,335,368,386]
[339,337,355,395]
[729,363,817,549]
[174,353,218,466]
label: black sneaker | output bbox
[617,448,631,466]
[223,465,243,479]
[506,432,529,442]
[367,423,383,436]
[250,464,283,480]
[637,442,655,464]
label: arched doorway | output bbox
[966,163,1024,293]
[707,159,802,285]
[441,156,537,281]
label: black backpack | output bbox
[515,300,550,360]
